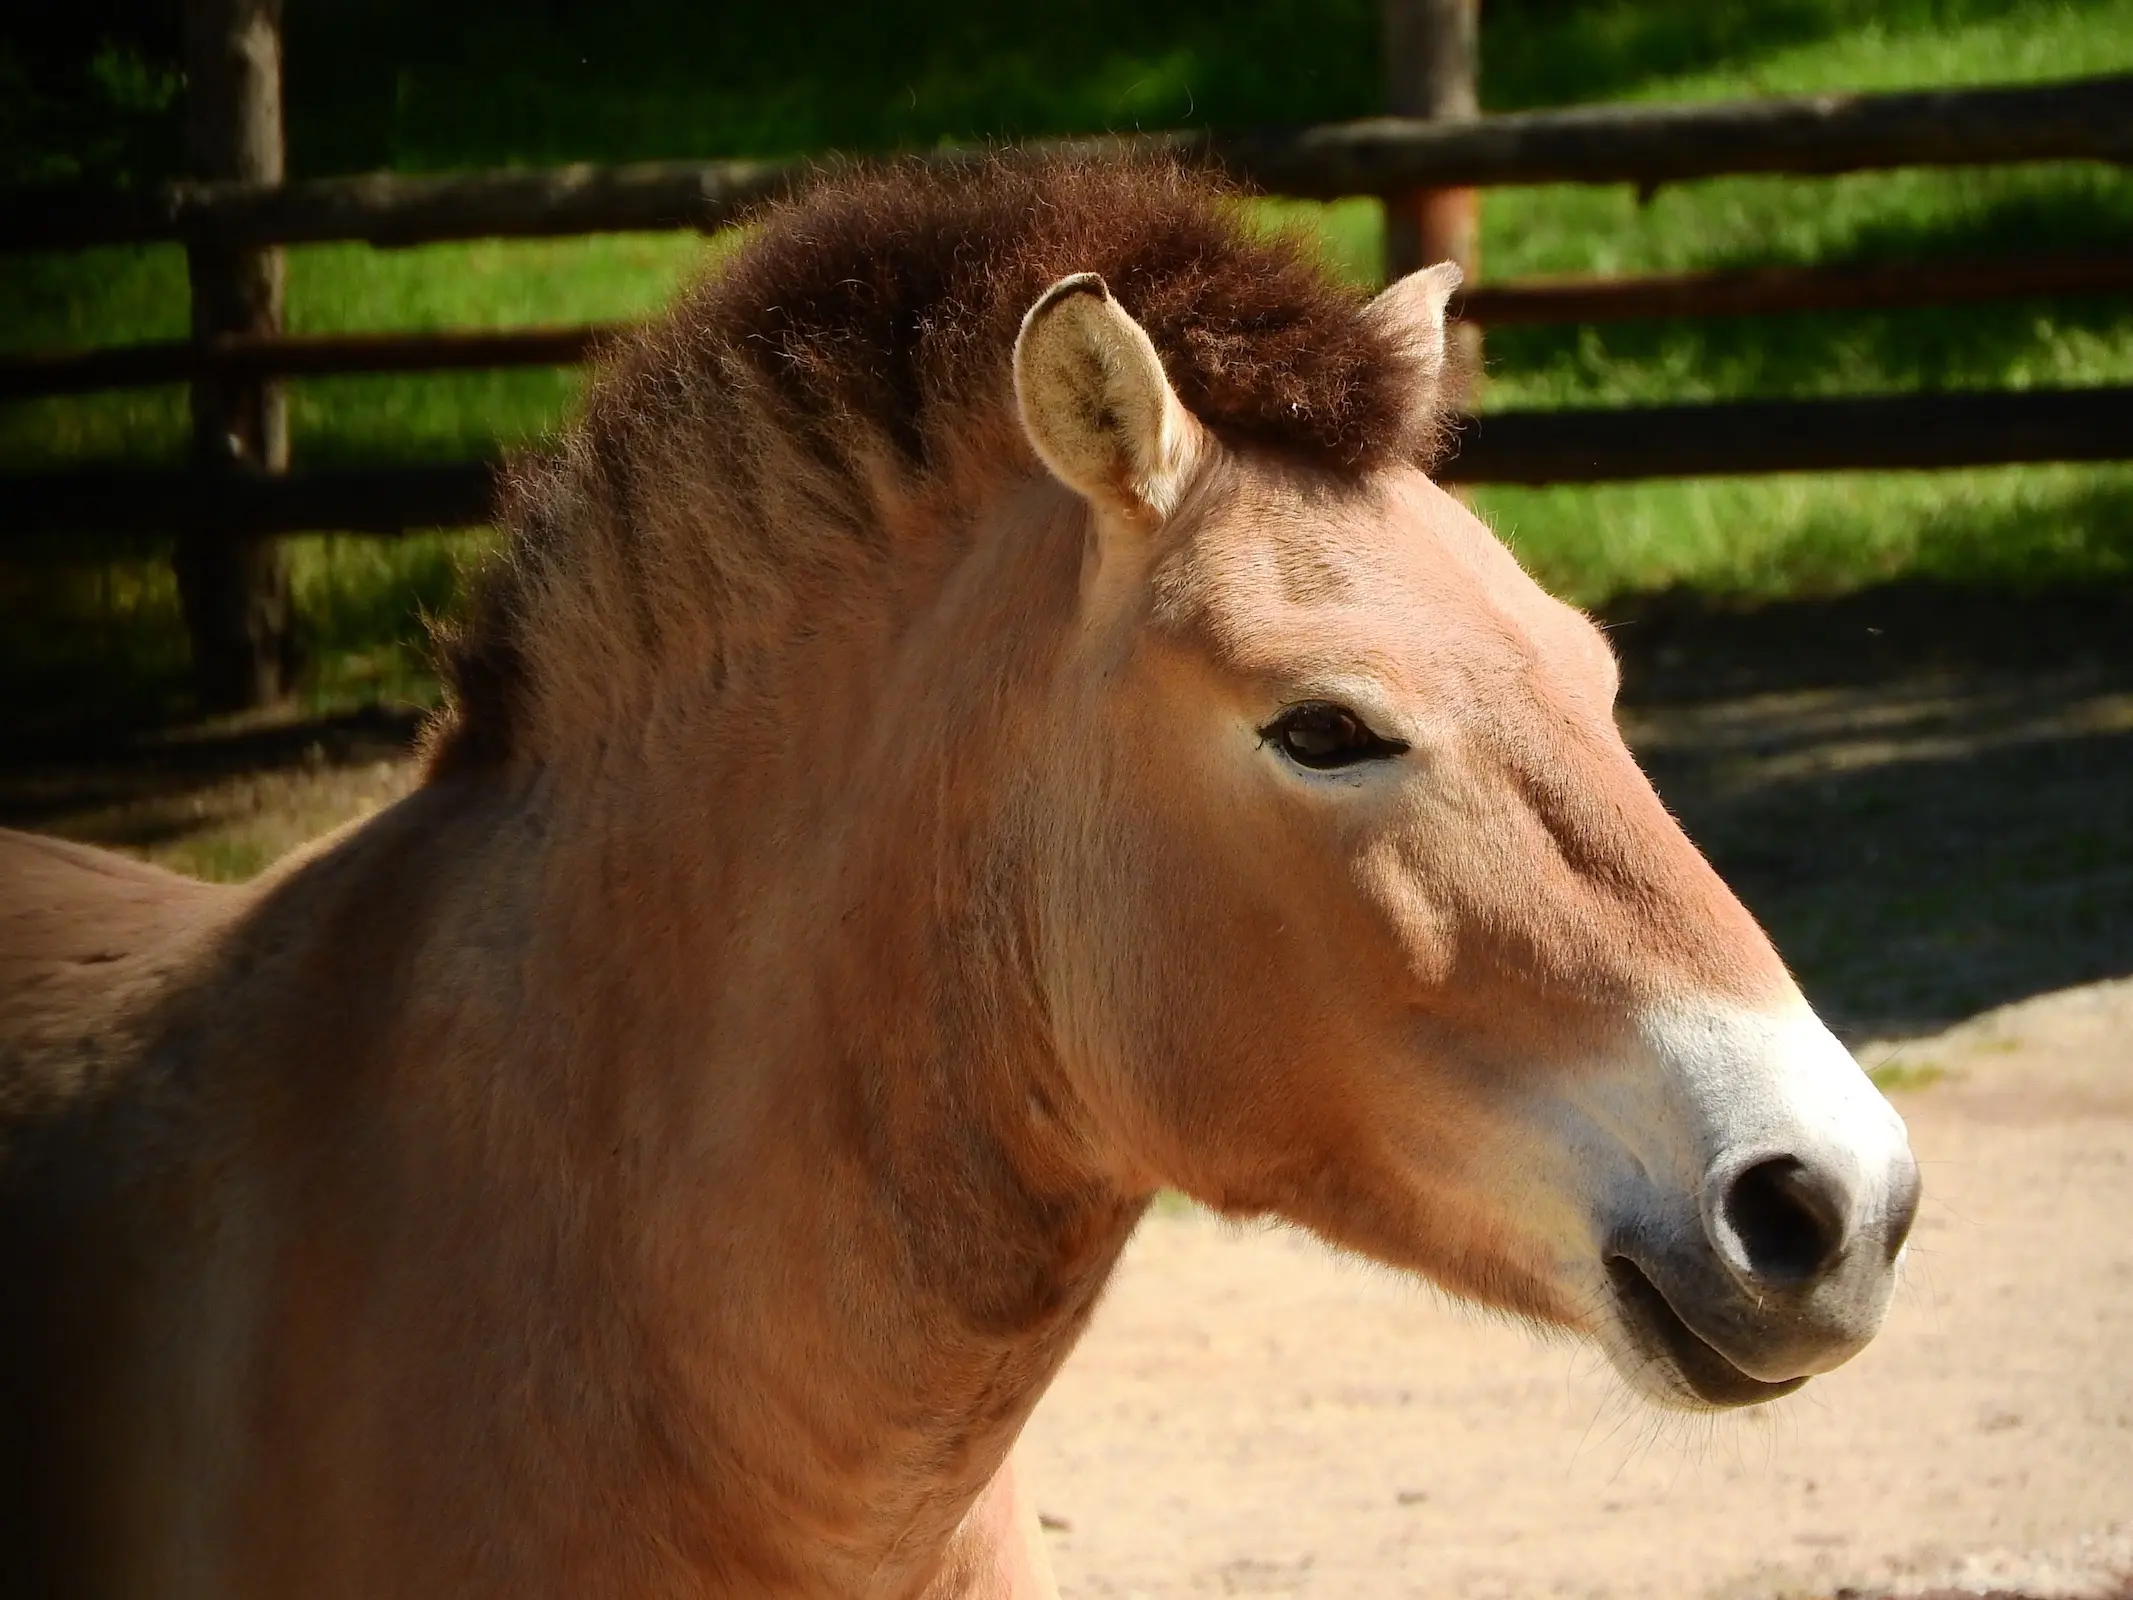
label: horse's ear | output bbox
[1364,260,1463,395]
[1014,273,1203,522]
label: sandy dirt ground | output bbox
[1020,980,2133,1600]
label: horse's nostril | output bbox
[1721,1155,1849,1287]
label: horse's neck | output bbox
[485,759,1132,1591]
[347,555,1131,1589]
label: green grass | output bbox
[1488,463,2133,606]
[0,530,481,730]
[1487,0,2133,107]
[1864,1057,1950,1091]
[5,0,2133,718]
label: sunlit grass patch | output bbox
[1865,1057,1951,1092]
[1479,464,2133,608]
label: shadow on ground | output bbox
[1611,583,2133,1036]
[0,704,424,881]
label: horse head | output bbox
[1012,267,1918,1408]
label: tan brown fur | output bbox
[0,160,1908,1598]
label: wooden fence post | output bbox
[176,0,299,712]
[1382,0,1482,389]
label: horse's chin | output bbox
[1598,1256,1811,1411]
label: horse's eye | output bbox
[1261,702,1410,771]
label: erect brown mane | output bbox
[427,157,1443,774]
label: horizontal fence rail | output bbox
[1445,385,2133,484]
[6,462,498,540]
[5,74,2130,253]
[8,251,2129,401]
[10,387,2130,539]
[0,324,626,399]
[1456,250,2133,327]
[1211,72,2133,199]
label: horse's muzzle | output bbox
[1606,1140,1922,1408]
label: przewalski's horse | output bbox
[0,161,1918,1598]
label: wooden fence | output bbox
[6,73,2133,528]
[11,73,2133,252]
